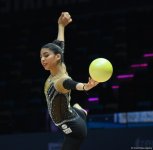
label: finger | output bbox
[64,15,71,20]
[68,18,72,23]
[62,16,71,22]
[89,79,94,85]
[60,13,69,20]
[90,79,98,86]
[62,12,68,15]
[95,81,99,86]
[90,78,95,84]
[62,12,69,14]
[62,12,70,17]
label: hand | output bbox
[58,12,72,27]
[84,77,99,91]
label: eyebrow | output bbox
[40,51,49,57]
[43,51,49,55]
[41,51,49,55]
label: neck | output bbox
[50,63,63,77]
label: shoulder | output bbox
[54,74,71,93]
[58,74,71,81]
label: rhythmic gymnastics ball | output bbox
[89,58,113,82]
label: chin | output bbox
[43,66,50,70]
[44,68,50,71]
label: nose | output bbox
[41,56,45,62]
[41,57,46,64]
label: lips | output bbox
[42,63,47,67]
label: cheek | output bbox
[47,55,56,64]
[48,55,54,61]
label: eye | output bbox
[44,54,49,57]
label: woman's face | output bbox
[40,48,61,70]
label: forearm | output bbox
[52,25,65,52]
[57,24,65,42]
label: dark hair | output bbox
[41,43,64,62]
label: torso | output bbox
[44,74,79,126]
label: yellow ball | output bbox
[89,58,113,82]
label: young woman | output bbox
[40,12,99,150]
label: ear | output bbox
[56,54,61,61]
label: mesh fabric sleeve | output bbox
[63,79,78,90]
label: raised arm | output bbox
[57,12,72,41]
[53,12,72,53]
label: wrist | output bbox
[83,84,87,91]
[58,24,65,28]
[83,84,89,95]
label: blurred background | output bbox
[0,0,153,150]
